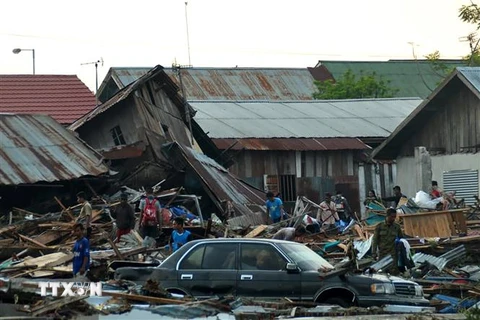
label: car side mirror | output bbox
[286,263,299,273]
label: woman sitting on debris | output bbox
[364,190,381,207]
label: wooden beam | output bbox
[31,296,87,317]
[18,234,48,248]
[54,196,75,221]
[102,291,187,305]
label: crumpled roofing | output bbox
[0,113,109,185]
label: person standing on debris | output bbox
[77,192,93,239]
[266,191,284,224]
[72,223,90,278]
[317,193,339,227]
[139,190,162,244]
[372,208,403,272]
[272,225,307,241]
[381,186,406,208]
[169,217,192,253]
[111,193,135,243]
[334,191,352,223]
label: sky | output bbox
[0,0,476,92]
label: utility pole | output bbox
[172,62,193,145]
[81,58,104,106]
[185,1,192,66]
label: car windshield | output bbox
[278,242,334,271]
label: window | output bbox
[280,175,296,202]
[240,243,286,271]
[201,243,237,270]
[110,125,126,146]
[179,245,205,269]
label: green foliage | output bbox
[459,3,480,27]
[464,306,480,320]
[313,69,399,100]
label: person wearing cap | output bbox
[111,193,136,243]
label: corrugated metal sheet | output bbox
[318,60,465,98]
[191,98,422,139]
[412,245,466,271]
[212,138,369,151]
[443,170,479,205]
[0,114,109,185]
[458,67,480,92]
[163,142,265,218]
[100,67,321,102]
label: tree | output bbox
[313,69,399,100]
[426,1,480,75]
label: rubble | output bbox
[2,185,480,320]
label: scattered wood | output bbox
[244,225,268,238]
[29,296,87,317]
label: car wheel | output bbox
[323,297,352,308]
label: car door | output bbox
[177,242,238,298]
[236,243,301,299]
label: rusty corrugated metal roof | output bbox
[0,114,109,185]
[98,67,326,102]
[163,142,265,218]
[212,138,369,151]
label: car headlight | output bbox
[415,285,424,297]
[371,283,395,295]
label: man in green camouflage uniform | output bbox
[372,208,403,274]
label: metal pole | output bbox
[95,61,99,106]
[185,2,191,66]
[32,49,35,75]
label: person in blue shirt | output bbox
[265,191,284,224]
[72,223,90,277]
[168,217,193,253]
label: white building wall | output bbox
[396,154,480,198]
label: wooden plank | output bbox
[131,230,144,244]
[244,225,268,238]
[34,230,65,245]
[31,296,87,317]
[18,234,48,248]
[102,291,187,305]
[54,196,76,221]
[14,252,73,269]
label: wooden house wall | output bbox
[399,78,480,157]
[76,81,193,151]
[76,96,144,150]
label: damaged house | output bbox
[69,65,265,222]
[0,113,109,212]
[372,67,480,204]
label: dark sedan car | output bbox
[115,238,429,308]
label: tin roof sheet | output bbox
[212,138,369,151]
[191,98,422,139]
[99,67,324,102]
[0,114,109,185]
[318,60,465,98]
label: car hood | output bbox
[353,273,418,285]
